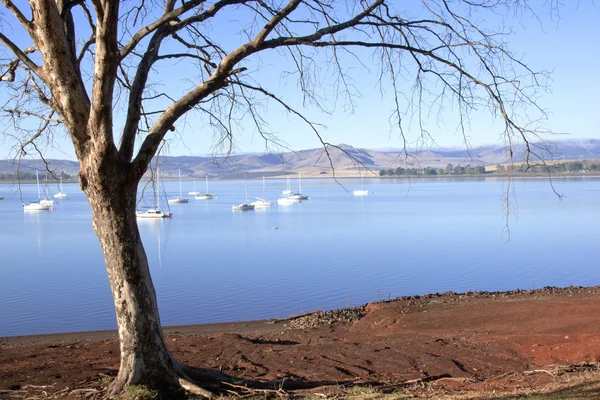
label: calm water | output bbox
[0,177,598,337]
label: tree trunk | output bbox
[80,160,181,394]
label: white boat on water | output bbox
[168,169,190,204]
[23,202,52,211]
[54,177,68,198]
[39,173,54,205]
[232,203,255,211]
[23,171,52,211]
[277,196,295,205]
[287,193,309,200]
[233,176,255,211]
[252,198,270,208]
[282,177,292,196]
[353,171,368,196]
[136,208,172,218]
[188,179,200,196]
[195,175,214,200]
[251,176,271,208]
[136,167,172,218]
[286,172,309,200]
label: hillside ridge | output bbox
[2,139,599,178]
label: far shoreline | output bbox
[2,172,600,185]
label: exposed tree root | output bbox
[524,362,599,376]
[178,378,215,399]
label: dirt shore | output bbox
[3,286,600,399]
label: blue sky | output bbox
[0,1,598,161]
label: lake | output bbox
[0,176,598,337]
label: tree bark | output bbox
[79,155,181,394]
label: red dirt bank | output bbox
[2,286,600,398]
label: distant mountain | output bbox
[2,139,599,179]
[0,159,80,177]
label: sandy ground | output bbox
[2,286,600,398]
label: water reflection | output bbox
[137,218,170,269]
[23,210,45,252]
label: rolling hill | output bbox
[1,139,599,179]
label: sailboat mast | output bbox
[205,174,209,194]
[154,167,159,209]
[178,169,183,197]
[244,175,249,202]
[36,171,40,200]
[299,172,302,193]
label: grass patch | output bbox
[119,385,159,400]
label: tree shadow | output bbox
[238,336,300,346]
[183,364,358,394]
[487,379,600,400]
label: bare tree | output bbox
[0,0,552,396]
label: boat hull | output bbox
[136,209,172,218]
[277,197,295,205]
[251,198,271,208]
[232,203,255,211]
[287,194,309,200]
[168,198,190,204]
[23,203,51,211]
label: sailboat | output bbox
[195,175,214,200]
[188,179,200,196]
[287,172,309,200]
[353,171,369,196]
[168,169,190,204]
[54,176,68,198]
[251,176,271,208]
[282,177,292,195]
[277,196,295,205]
[232,175,255,210]
[39,173,54,206]
[23,171,52,211]
[136,167,172,218]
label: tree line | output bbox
[380,162,600,176]
[379,164,486,176]
[0,172,72,181]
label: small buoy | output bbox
[273,226,279,230]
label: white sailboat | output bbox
[136,167,172,218]
[188,179,200,196]
[195,175,214,200]
[168,169,190,204]
[277,196,295,205]
[353,171,369,196]
[287,172,309,200]
[39,173,54,206]
[54,177,68,198]
[23,171,52,211]
[251,176,271,208]
[232,176,255,211]
[282,177,292,195]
